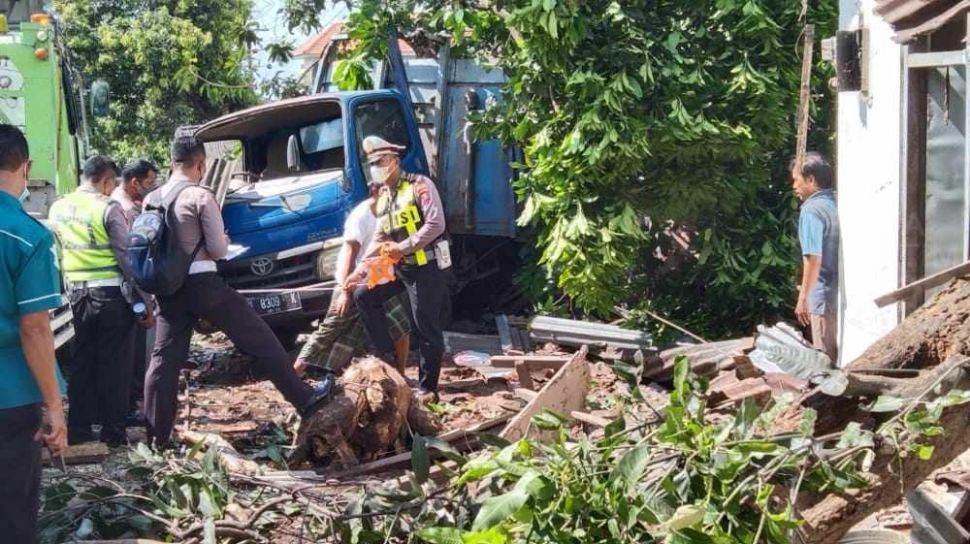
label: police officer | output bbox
[346,136,449,402]
[0,124,67,543]
[49,156,150,446]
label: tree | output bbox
[304,0,836,337]
[54,0,261,163]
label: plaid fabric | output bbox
[300,292,411,373]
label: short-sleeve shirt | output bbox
[0,190,67,409]
[798,189,840,315]
[343,199,377,269]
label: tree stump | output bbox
[784,278,970,542]
[288,358,441,470]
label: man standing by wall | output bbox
[0,124,67,543]
[111,159,159,426]
[49,156,150,446]
[347,136,450,402]
[792,152,840,364]
[293,180,411,380]
[143,136,330,448]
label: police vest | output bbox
[376,176,432,266]
[48,191,121,282]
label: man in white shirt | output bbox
[293,182,411,379]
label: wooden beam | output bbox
[489,354,569,368]
[875,260,970,307]
[500,347,591,442]
[42,442,110,466]
[794,24,815,167]
[515,359,570,390]
[570,410,611,428]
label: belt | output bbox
[401,248,435,266]
[189,260,217,275]
[68,277,122,289]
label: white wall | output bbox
[836,0,905,363]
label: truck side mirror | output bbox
[286,134,300,171]
[90,79,110,118]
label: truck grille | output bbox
[220,252,319,290]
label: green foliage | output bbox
[55,0,260,163]
[321,0,836,333]
[331,357,877,543]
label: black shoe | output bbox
[299,372,336,418]
[125,410,146,428]
[100,425,128,448]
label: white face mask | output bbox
[17,164,29,203]
[369,164,393,184]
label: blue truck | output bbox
[193,31,522,344]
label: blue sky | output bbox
[252,0,349,83]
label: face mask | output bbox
[17,166,28,202]
[369,165,393,184]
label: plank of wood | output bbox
[500,347,591,442]
[515,359,570,390]
[570,410,611,428]
[515,388,538,402]
[42,442,110,466]
[794,24,815,166]
[489,354,570,368]
[875,260,970,307]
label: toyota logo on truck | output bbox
[250,258,274,276]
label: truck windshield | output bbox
[299,118,343,154]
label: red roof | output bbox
[293,22,416,59]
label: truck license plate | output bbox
[249,292,302,316]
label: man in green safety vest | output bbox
[345,136,451,403]
[48,156,153,447]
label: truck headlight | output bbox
[315,246,340,280]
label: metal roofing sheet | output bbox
[874,0,970,42]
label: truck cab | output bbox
[194,90,428,334]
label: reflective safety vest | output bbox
[48,191,121,282]
[376,176,431,266]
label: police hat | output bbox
[363,135,405,164]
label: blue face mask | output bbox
[18,187,28,203]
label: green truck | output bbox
[1,1,93,349]
[0,1,87,217]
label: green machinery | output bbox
[0,2,89,217]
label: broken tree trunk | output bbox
[786,278,970,542]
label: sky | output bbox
[251,0,349,84]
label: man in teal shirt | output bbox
[0,124,68,543]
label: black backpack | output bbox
[127,182,203,296]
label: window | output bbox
[354,99,410,182]
[901,23,970,311]
[300,118,343,155]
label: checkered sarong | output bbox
[298,292,411,373]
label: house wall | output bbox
[836,0,904,363]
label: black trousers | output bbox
[0,403,42,544]
[355,263,446,391]
[144,273,312,445]
[130,325,149,410]
[67,286,135,443]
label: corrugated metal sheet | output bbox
[874,0,970,43]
